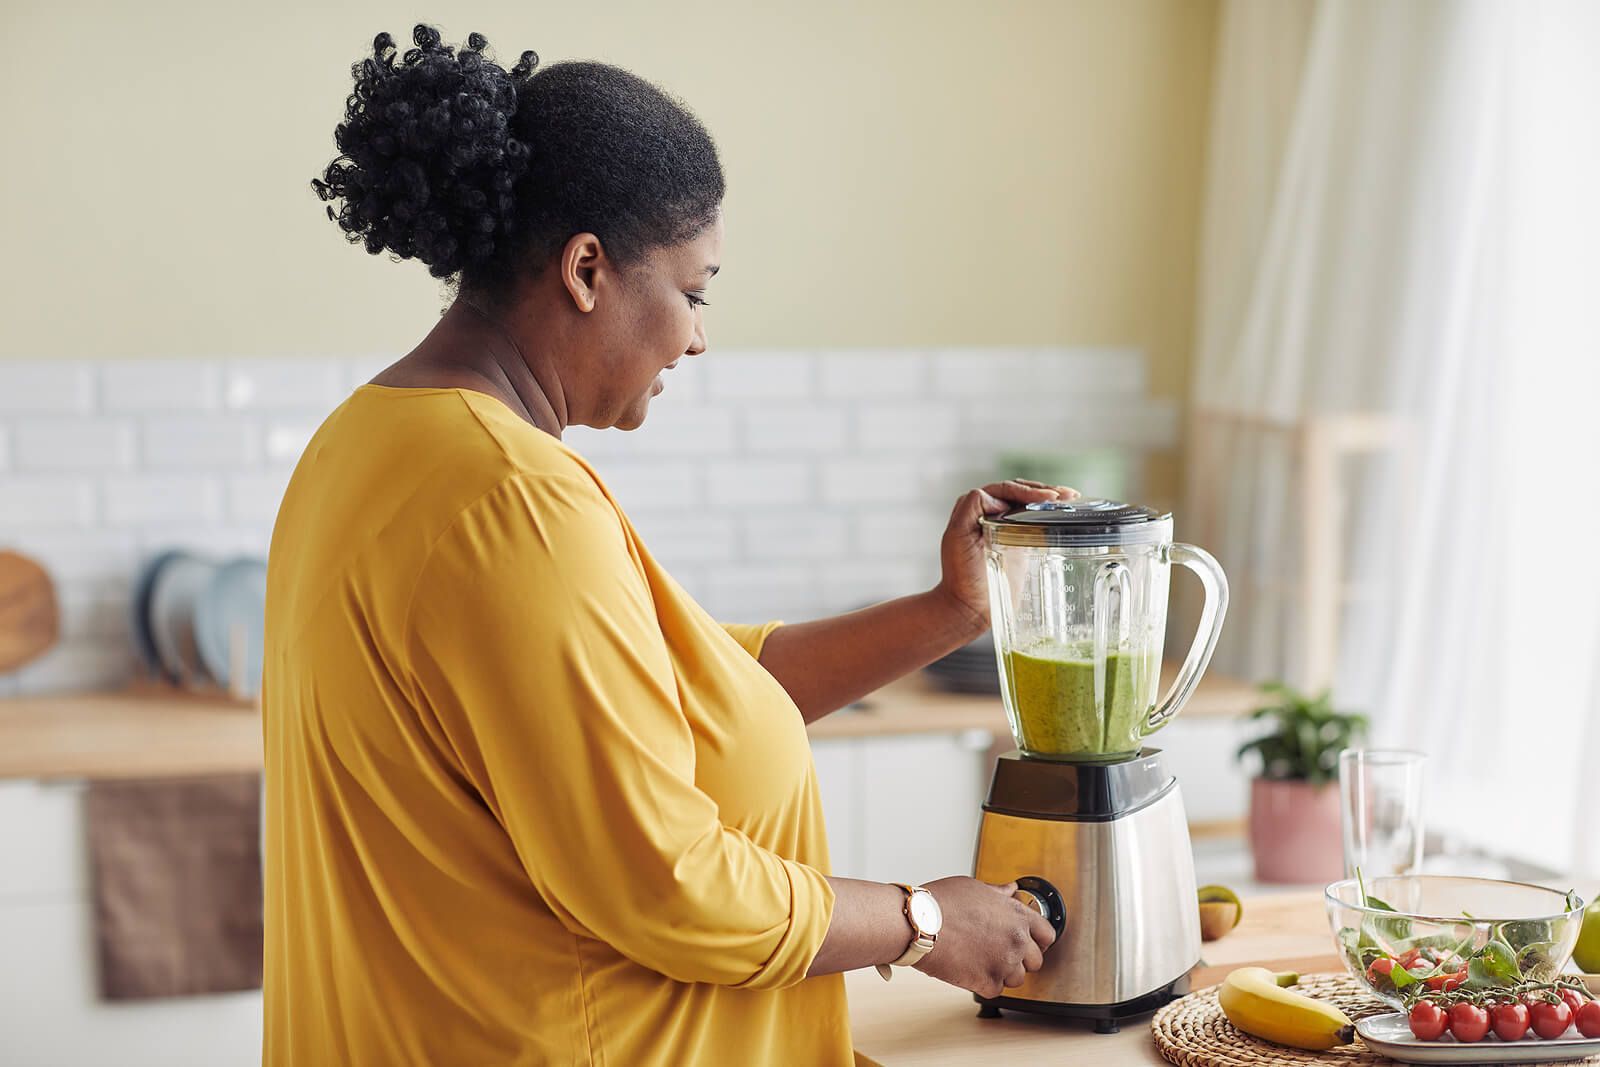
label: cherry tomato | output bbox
[1366,957,1395,984]
[1448,1002,1491,1043]
[1397,948,1423,969]
[1559,987,1590,1017]
[1426,969,1467,993]
[1531,998,1574,1039]
[1408,1000,1449,1041]
[1578,1000,1600,1039]
[1491,1001,1530,1041]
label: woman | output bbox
[267,26,1061,1065]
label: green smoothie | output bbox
[1004,645,1159,760]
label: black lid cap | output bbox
[981,498,1171,547]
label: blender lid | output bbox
[981,498,1172,547]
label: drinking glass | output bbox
[1339,749,1426,877]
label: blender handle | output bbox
[1146,543,1229,733]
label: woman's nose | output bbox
[686,317,708,357]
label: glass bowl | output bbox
[1325,875,1586,1008]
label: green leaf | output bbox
[1464,938,1521,990]
[1363,897,1413,945]
[1390,960,1419,990]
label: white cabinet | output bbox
[811,732,992,886]
[0,782,261,1067]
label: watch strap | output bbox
[876,883,938,981]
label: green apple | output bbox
[1576,896,1600,974]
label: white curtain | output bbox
[1189,0,1600,873]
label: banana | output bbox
[1217,967,1356,1051]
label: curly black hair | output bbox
[312,25,724,297]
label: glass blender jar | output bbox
[982,499,1228,762]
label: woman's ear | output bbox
[560,232,607,313]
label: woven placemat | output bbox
[1151,972,1600,1066]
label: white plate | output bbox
[147,553,218,688]
[1357,1012,1600,1063]
[193,556,267,697]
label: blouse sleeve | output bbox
[720,621,784,660]
[402,473,832,989]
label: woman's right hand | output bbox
[914,876,1057,997]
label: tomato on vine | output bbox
[1447,1003,1490,1043]
[1408,1000,1448,1041]
[1531,998,1573,1039]
[1491,1000,1530,1041]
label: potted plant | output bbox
[1236,682,1370,885]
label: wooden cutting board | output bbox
[0,550,60,673]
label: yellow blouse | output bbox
[262,385,848,1065]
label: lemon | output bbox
[1575,896,1600,974]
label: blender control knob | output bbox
[1012,875,1066,938]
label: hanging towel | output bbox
[85,773,263,1000]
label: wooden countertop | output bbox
[809,662,1260,740]
[848,892,1342,1066]
[0,663,1259,781]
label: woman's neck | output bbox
[386,297,570,437]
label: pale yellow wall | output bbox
[0,0,1215,407]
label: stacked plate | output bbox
[923,632,1003,695]
[130,550,268,697]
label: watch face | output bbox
[910,890,943,934]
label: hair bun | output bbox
[311,25,535,278]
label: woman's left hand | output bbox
[934,480,1079,633]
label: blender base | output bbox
[973,972,1191,1033]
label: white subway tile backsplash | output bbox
[100,360,221,412]
[0,362,95,413]
[707,460,813,507]
[7,530,138,582]
[740,514,850,561]
[704,565,824,622]
[134,525,270,558]
[56,587,133,643]
[103,474,222,525]
[703,351,815,400]
[592,460,699,513]
[0,478,96,527]
[820,458,924,505]
[821,560,929,614]
[340,354,396,394]
[819,350,928,399]
[228,470,294,525]
[0,347,1169,691]
[11,418,136,471]
[931,349,1033,398]
[264,422,318,464]
[739,405,850,455]
[615,403,736,456]
[13,640,134,694]
[628,514,737,568]
[226,359,343,411]
[141,416,263,469]
[853,509,951,559]
[854,402,963,452]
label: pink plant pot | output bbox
[1248,777,1345,885]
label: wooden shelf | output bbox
[0,689,261,782]
[808,661,1261,740]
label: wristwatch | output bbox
[876,883,942,981]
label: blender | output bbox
[972,499,1228,1031]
